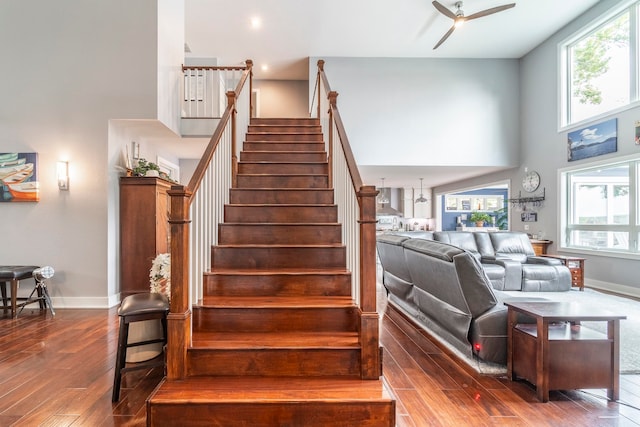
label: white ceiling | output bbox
[183,0,601,189]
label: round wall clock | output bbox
[522,171,540,192]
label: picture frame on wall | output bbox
[567,118,617,161]
[0,152,39,202]
[521,212,537,222]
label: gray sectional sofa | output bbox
[376,231,572,365]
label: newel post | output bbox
[227,90,238,188]
[327,90,338,190]
[246,59,254,119]
[166,185,192,380]
[316,60,325,119]
[358,185,381,379]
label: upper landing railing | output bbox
[165,60,253,380]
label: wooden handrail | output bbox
[166,60,253,380]
[315,59,380,379]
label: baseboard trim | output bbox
[48,295,120,309]
[586,279,640,299]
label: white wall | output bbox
[518,0,640,295]
[435,0,640,296]
[0,0,184,307]
[253,80,309,118]
[309,57,520,169]
[157,0,185,134]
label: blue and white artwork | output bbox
[567,118,617,162]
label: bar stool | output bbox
[112,292,169,402]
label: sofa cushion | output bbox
[453,253,498,317]
[473,232,495,257]
[521,265,572,292]
[402,238,463,262]
[376,235,413,299]
[434,231,481,260]
[488,232,535,262]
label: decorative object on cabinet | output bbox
[119,176,171,298]
[522,170,540,192]
[567,117,617,162]
[132,158,161,177]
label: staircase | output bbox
[147,118,395,426]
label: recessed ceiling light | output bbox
[261,64,269,72]
[250,16,261,29]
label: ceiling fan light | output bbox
[454,18,465,28]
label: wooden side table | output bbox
[529,239,552,255]
[506,301,625,402]
[542,254,585,291]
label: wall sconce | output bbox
[57,161,69,190]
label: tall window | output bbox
[561,157,639,255]
[561,1,639,127]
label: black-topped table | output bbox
[505,301,626,402]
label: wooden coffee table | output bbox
[505,301,626,402]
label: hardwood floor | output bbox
[2,297,640,426]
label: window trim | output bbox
[558,153,640,260]
[558,0,640,131]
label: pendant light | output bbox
[377,178,390,204]
[415,178,428,204]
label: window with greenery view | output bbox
[561,157,639,254]
[561,1,639,126]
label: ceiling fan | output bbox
[432,1,516,50]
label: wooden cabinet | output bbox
[120,177,172,298]
[529,239,552,256]
[542,254,585,291]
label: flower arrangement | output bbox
[149,253,171,301]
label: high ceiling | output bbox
[185,0,599,80]
[183,0,600,189]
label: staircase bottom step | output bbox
[147,376,395,426]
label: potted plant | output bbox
[470,211,491,227]
[132,158,161,177]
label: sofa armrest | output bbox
[482,258,522,291]
[526,256,562,265]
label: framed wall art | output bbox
[0,152,39,202]
[567,118,617,161]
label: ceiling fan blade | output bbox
[465,3,515,21]
[432,1,456,20]
[433,24,456,50]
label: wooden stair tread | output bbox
[214,245,343,249]
[150,377,393,402]
[226,203,335,207]
[207,268,350,275]
[191,331,360,348]
[198,295,355,308]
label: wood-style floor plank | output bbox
[2,295,640,426]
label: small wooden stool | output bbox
[0,266,40,318]
[112,292,169,402]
